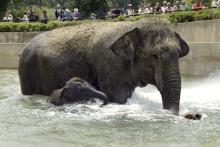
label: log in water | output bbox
[0,70,220,146]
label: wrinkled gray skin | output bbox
[49,77,108,105]
[19,19,189,114]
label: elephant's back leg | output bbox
[19,45,57,95]
[19,46,34,95]
[33,53,59,95]
[18,46,51,95]
[19,32,53,95]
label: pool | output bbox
[0,70,220,147]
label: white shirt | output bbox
[138,8,142,14]
[3,15,13,22]
[161,6,166,13]
[127,8,134,16]
[144,7,153,14]
[217,0,220,5]
[23,15,29,22]
[212,0,218,7]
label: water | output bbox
[0,70,220,147]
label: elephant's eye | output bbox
[152,54,159,59]
[160,48,169,55]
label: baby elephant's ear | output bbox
[110,28,142,62]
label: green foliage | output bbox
[0,20,81,32]
[168,8,220,23]
[116,15,126,21]
[169,11,196,23]
[108,0,140,9]
[0,22,45,32]
[194,9,212,21]
[76,0,109,18]
[212,9,220,19]
[10,5,54,20]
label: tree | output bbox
[144,0,175,5]
[107,0,140,9]
[75,0,109,18]
[0,0,11,19]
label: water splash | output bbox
[1,70,220,122]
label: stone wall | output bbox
[1,20,220,76]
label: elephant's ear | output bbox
[110,28,142,62]
[175,32,189,57]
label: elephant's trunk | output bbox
[161,65,181,114]
[90,90,109,105]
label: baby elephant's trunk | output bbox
[92,90,109,105]
[48,88,64,106]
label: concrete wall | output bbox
[174,19,220,76]
[1,20,220,76]
[0,32,40,69]
[179,43,220,76]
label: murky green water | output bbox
[1,70,220,147]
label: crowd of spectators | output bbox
[53,4,81,21]
[2,0,220,23]
[2,7,46,23]
[1,4,80,23]
[107,0,219,18]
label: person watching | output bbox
[3,10,13,22]
[211,0,218,8]
[54,4,62,20]
[161,1,168,13]
[166,2,174,13]
[217,0,220,6]
[71,8,80,20]
[18,12,29,22]
[41,10,48,24]
[144,4,154,14]
[29,10,39,22]
[63,9,72,21]
[154,3,162,13]
[173,1,181,11]
[126,4,135,16]
[192,0,203,11]
[181,0,191,11]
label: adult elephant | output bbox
[19,18,189,114]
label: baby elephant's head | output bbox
[183,112,202,120]
[48,77,108,106]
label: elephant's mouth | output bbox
[137,80,147,87]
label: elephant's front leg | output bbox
[48,77,109,106]
[103,85,134,104]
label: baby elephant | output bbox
[183,112,202,120]
[48,77,109,106]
